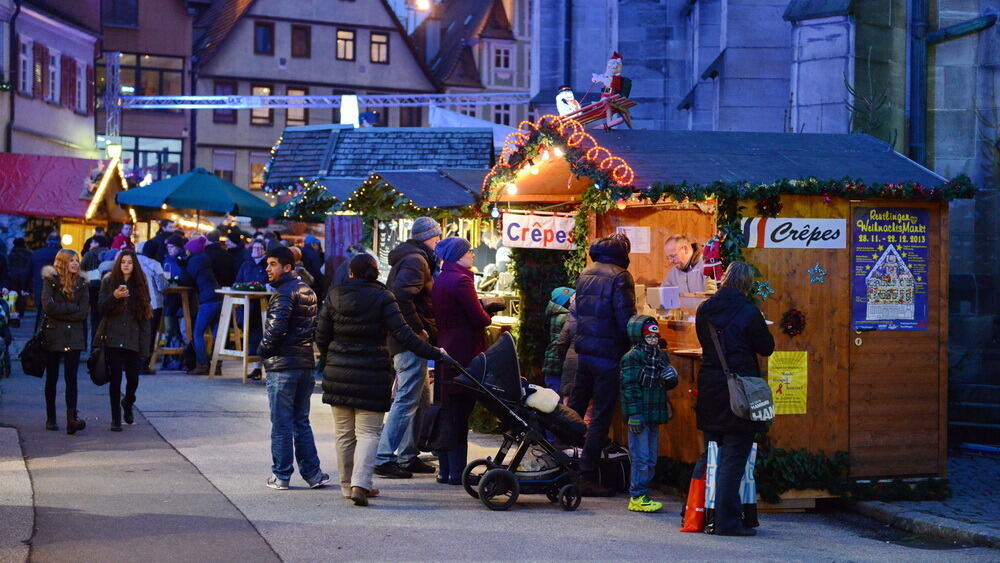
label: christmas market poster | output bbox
[851,207,929,331]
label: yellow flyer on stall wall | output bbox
[767,351,808,415]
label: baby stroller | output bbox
[448,332,587,511]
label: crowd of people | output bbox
[2,217,774,535]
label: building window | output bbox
[249,152,270,191]
[494,47,511,70]
[494,104,511,126]
[254,21,275,55]
[399,106,421,127]
[76,62,87,113]
[336,29,355,61]
[457,104,476,117]
[46,51,59,102]
[291,25,311,58]
[213,80,237,123]
[96,53,183,103]
[19,39,32,95]
[370,32,389,64]
[120,136,183,181]
[286,87,308,126]
[213,150,236,183]
[103,0,138,27]
[251,84,273,125]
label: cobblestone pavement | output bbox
[891,452,1000,534]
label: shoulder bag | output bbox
[19,313,47,378]
[707,324,775,422]
[87,319,110,386]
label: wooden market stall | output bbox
[485,115,974,482]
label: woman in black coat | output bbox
[40,250,89,434]
[694,261,774,536]
[315,254,445,506]
[97,250,152,432]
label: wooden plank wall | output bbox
[744,195,852,458]
[847,201,945,477]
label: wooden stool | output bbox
[209,288,273,383]
[150,286,193,371]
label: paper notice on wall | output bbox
[615,226,650,253]
[767,351,808,415]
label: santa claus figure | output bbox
[591,52,627,128]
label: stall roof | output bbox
[265,125,494,188]
[373,169,482,208]
[591,130,946,189]
[0,153,105,219]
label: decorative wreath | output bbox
[756,195,784,217]
[780,309,806,337]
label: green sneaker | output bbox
[628,494,663,513]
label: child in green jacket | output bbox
[620,314,678,512]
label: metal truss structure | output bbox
[119,92,532,110]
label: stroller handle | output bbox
[440,353,529,427]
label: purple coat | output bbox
[432,262,492,391]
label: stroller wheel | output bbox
[478,469,519,511]
[559,483,581,511]
[462,458,497,499]
[546,488,560,503]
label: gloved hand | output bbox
[627,417,644,435]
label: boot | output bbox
[187,364,210,376]
[45,417,59,431]
[122,398,134,425]
[66,409,86,435]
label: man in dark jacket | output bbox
[259,246,330,491]
[569,233,637,495]
[374,216,441,479]
[142,220,175,263]
[82,227,111,252]
[204,230,236,288]
[178,236,221,375]
[30,233,63,330]
[300,235,326,300]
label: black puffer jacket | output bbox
[40,266,89,352]
[386,239,437,355]
[259,272,317,371]
[573,237,636,362]
[316,278,441,412]
[97,275,152,357]
[695,286,775,434]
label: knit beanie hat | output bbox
[550,287,575,308]
[185,236,208,255]
[435,237,471,263]
[304,235,320,245]
[410,216,442,242]
[642,318,659,338]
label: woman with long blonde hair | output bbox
[40,249,89,434]
[97,250,152,431]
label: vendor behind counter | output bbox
[662,234,707,292]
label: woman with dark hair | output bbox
[97,250,152,431]
[694,261,774,536]
[431,237,493,485]
[315,254,446,506]
[40,249,89,434]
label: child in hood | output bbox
[542,287,575,395]
[620,314,678,513]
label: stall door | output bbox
[848,202,946,478]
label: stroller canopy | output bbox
[464,332,522,403]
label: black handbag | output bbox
[416,403,444,453]
[19,319,47,378]
[88,320,110,386]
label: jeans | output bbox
[627,424,659,497]
[332,406,383,494]
[376,350,429,467]
[193,301,223,365]
[438,392,476,482]
[266,369,322,481]
[703,431,755,534]
[44,351,80,420]
[568,356,619,475]
[107,348,140,424]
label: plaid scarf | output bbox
[636,342,677,389]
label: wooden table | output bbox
[150,285,194,371]
[209,288,273,383]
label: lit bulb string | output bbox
[483,114,636,203]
